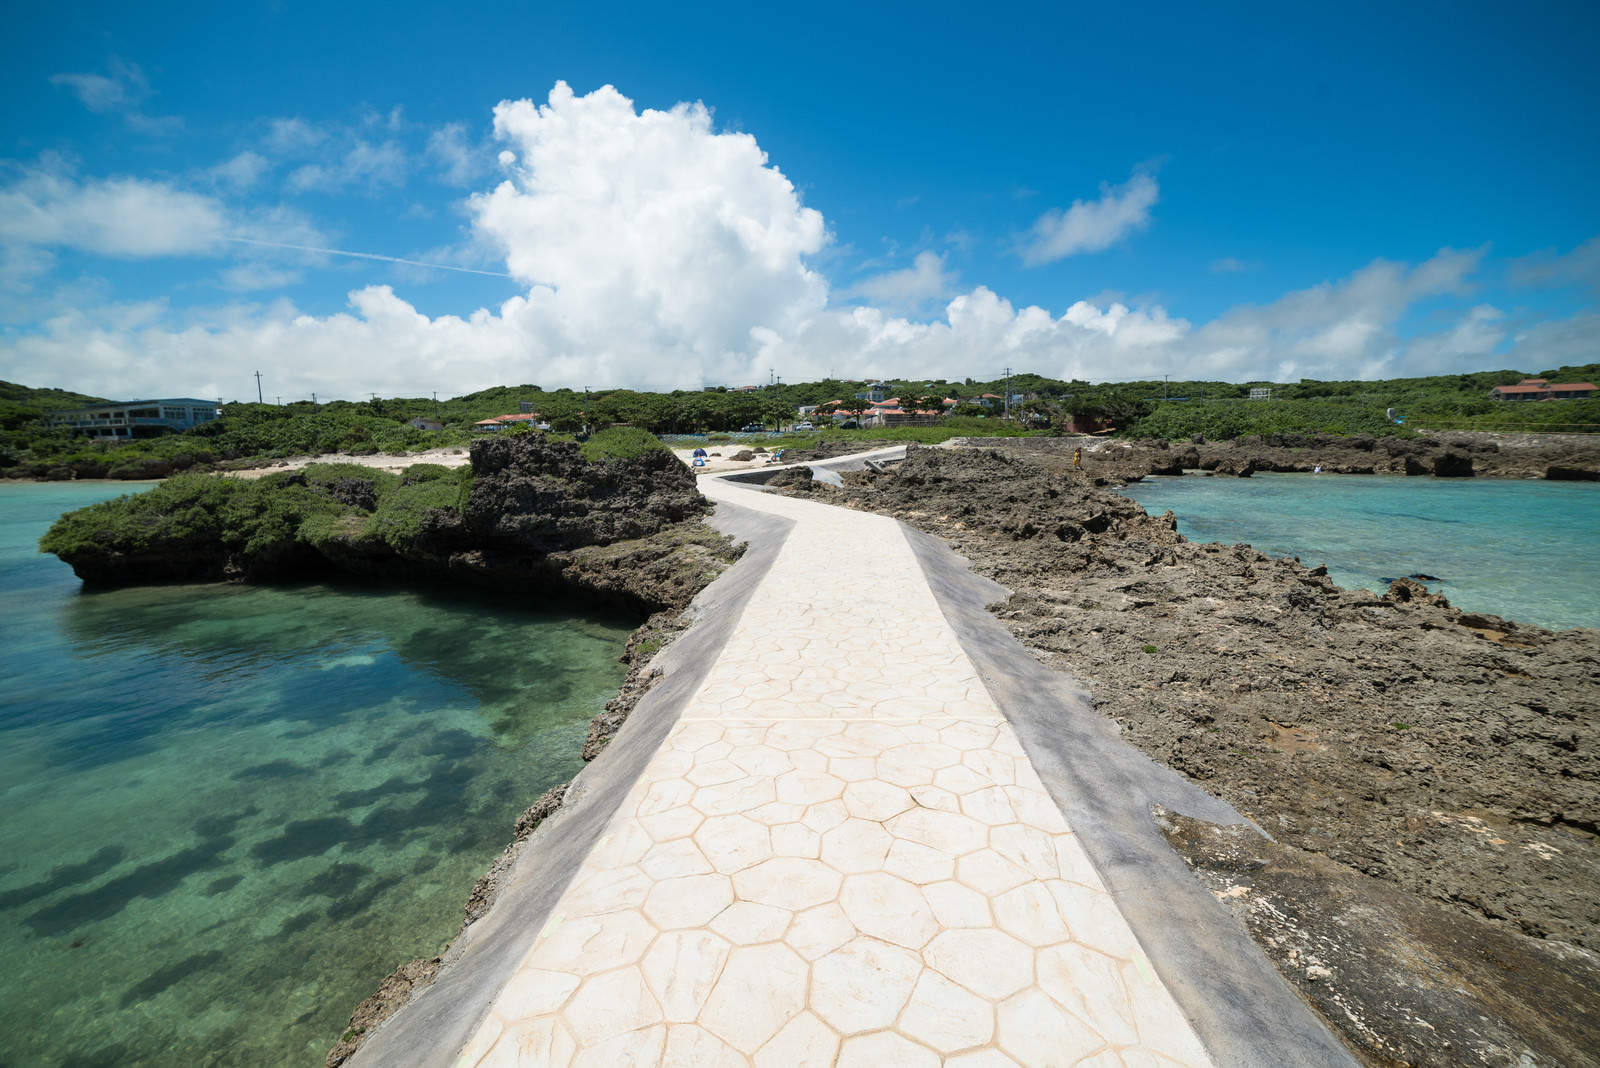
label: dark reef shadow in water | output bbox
[302,861,373,901]
[364,739,400,764]
[325,875,403,920]
[0,845,126,911]
[232,759,311,781]
[249,738,480,868]
[279,909,321,936]
[56,1041,131,1068]
[120,949,225,1007]
[23,835,235,936]
[332,774,428,809]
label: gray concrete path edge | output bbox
[899,521,1360,1068]
[347,500,795,1068]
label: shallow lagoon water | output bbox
[0,482,633,1067]
[1118,472,1600,631]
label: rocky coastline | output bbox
[324,435,1599,1066]
[766,443,1600,1066]
[964,429,1600,481]
[42,433,1599,1065]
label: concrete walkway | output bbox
[448,473,1219,1067]
[350,452,1357,1068]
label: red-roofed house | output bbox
[474,412,550,430]
[1489,379,1598,401]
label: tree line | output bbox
[3,362,1595,478]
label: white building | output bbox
[50,399,221,440]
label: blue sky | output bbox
[3,1,1597,401]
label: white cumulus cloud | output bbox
[1019,171,1159,266]
[466,81,830,379]
[3,84,1596,403]
[0,161,226,257]
[843,251,959,312]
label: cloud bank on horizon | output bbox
[2,79,1597,402]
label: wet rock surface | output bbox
[1160,810,1600,1068]
[417,437,736,613]
[967,430,1600,481]
[462,435,706,550]
[324,956,440,1068]
[771,443,1600,1061]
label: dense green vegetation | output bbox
[6,361,1597,480]
[577,426,675,461]
[1102,365,1600,439]
[39,462,476,560]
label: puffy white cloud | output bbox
[0,159,331,267]
[0,286,538,402]
[466,81,829,379]
[843,251,958,311]
[3,83,1596,403]
[0,162,226,257]
[1019,171,1159,266]
[1182,250,1482,381]
[758,287,1190,388]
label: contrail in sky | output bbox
[212,235,515,278]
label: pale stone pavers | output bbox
[452,475,1217,1067]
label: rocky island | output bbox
[41,432,741,616]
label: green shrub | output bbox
[296,463,399,490]
[580,426,671,461]
[369,466,472,549]
[399,463,455,482]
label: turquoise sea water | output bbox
[1117,473,1600,631]
[0,482,634,1067]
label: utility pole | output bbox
[1003,367,1012,418]
[254,371,263,404]
[1163,374,1169,401]
[312,392,318,411]
[433,391,439,420]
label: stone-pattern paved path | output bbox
[451,476,1218,1067]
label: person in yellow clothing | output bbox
[1073,447,1082,468]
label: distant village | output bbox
[38,373,1599,442]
